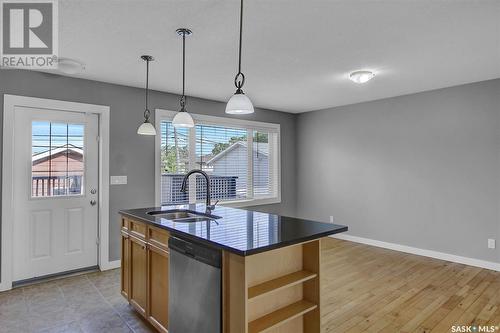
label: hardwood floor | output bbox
[0,238,498,332]
[322,238,500,332]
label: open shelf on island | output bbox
[223,239,322,332]
[248,270,317,300]
[248,300,318,333]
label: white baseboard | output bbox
[0,281,12,292]
[331,233,500,272]
[100,259,121,271]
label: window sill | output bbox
[219,197,281,209]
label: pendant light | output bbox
[226,0,254,114]
[137,55,157,135]
[172,28,195,128]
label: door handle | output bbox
[90,200,97,206]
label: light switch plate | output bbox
[488,239,495,249]
[110,175,127,185]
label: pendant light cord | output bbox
[238,0,243,74]
[180,31,187,110]
[235,0,245,90]
[144,58,150,120]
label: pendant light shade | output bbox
[172,109,195,128]
[137,55,156,136]
[173,28,194,128]
[137,121,157,135]
[226,0,254,115]
[226,91,254,114]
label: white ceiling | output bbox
[58,0,500,113]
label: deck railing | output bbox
[161,174,238,205]
[32,175,83,197]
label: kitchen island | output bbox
[119,204,347,333]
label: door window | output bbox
[31,121,85,197]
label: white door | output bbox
[12,107,99,281]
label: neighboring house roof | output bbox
[32,144,83,164]
[195,153,214,165]
[206,141,269,165]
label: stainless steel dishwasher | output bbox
[168,236,222,333]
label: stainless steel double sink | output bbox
[147,209,222,223]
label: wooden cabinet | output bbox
[129,235,148,316]
[223,240,322,333]
[120,231,130,298]
[148,244,169,333]
[120,216,170,332]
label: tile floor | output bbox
[0,269,155,333]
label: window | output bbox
[156,111,280,207]
[160,122,189,204]
[31,121,85,197]
[196,124,248,200]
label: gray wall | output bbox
[2,69,498,276]
[0,70,297,263]
[296,79,500,263]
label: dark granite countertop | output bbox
[119,204,347,256]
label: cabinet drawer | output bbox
[148,226,170,251]
[129,219,147,239]
[121,217,129,231]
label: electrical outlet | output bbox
[329,216,334,223]
[487,239,495,249]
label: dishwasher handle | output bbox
[169,236,222,268]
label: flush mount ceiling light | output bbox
[56,57,85,74]
[137,55,157,136]
[172,28,195,128]
[349,70,375,84]
[226,0,254,115]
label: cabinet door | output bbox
[148,244,169,333]
[120,231,130,299]
[129,235,148,316]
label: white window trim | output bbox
[154,109,281,208]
